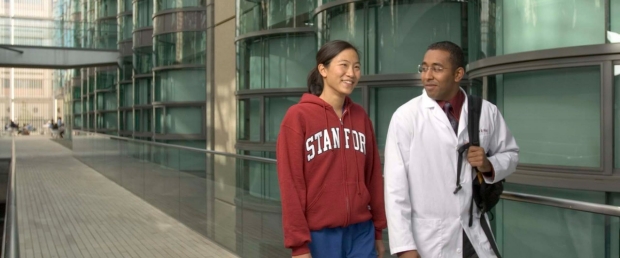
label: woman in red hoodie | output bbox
[277,40,387,258]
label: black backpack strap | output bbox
[481,215,502,258]
[467,95,503,258]
[468,95,482,147]
[455,95,482,194]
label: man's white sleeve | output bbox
[485,107,519,184]
[384,113,416,255]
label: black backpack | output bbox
[455,95,503,258]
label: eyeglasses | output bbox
[418,64,446,73]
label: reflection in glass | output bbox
[95,20,117,49]
[470,0,605,59]
[154,69,205,102]
[496,183,606,258]
[155,0,205,12]
[369,86,423,149]
[98,0,118,17]
[119,15,133,41]
[134,0,153,29]
[119,84,132,107]
[321,3,370,73]
[239,34,316,90]
[238,98,261,142]
[97,92,117,110]
[611,0,620,43]
[614,65,620,168]
[155,32,206,67]
[376,1,463,74]
[266,96,300,142]
[496,66,600,167]
[134,77,152,105]
[163,107,203,134]
[321,1,465,75]
[119,0,132,13]
[237,0,316,35]
[134,47,152,74]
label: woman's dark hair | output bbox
[307,40,359,96]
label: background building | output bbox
[0,0,56,130]
[2,0,620,257]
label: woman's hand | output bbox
[375,240,385,258]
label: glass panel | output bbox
[97,112,117,130]
[155,108,163,133]
[495,183,607,258]
[614,64,620,168]
[154,69,205,102]
[369,86,423,149]
[239,34,316,90]
[238,98,260,142]
[134,46,153,74]
[120,111,133,131]
[612,0,620,43]
[165,107,203,134]
[349,88,362,104]
[119,56,132,81]
[322,3,372,73]
[97,92,116,111]
[119,0,133,13]
[265,96,300,142]
[96,68,116,90]
[134,0,153,29]
[235,150,286,256]
[134,77,152,105]
[136,109,152,132]
[265,35,315,88]
[497,66,601,167]
[376,1,463,74]
[119,83,132,107]
[246,151,280,200]
[237,0,316,35]
[73,102,82,115]
[238,100,247,140]
[95,19,117,49]
[155,0,206,13]
[98,0,118,17]
[472,0,605,58]
[118,15,133,41]
[72,86,81,99]
[154,32,206,67]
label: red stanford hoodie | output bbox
[276,93,387,256]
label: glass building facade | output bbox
[35,0,620,257]
[236,0,620,257]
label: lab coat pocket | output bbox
[413,218,443,258]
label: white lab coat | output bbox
[384,89,519,258]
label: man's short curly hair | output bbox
[427,41,465,71]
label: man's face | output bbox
[420,49,463,101]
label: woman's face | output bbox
[319,48,361,98]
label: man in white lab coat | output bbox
[383,41,519,258]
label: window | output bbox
[493,66,601,168]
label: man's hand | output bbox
[375,240,385,258]
[292,254,311,258]
[467,146,493,173]
[397,250,420,258]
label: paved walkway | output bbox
[14,136,237,258]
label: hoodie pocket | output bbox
[306,184,326,212]
[305,184,345,228]
[413,218,443,258]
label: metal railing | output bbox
[74,130,277,163]
[74,130,620,218]
[1,138,19,258]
